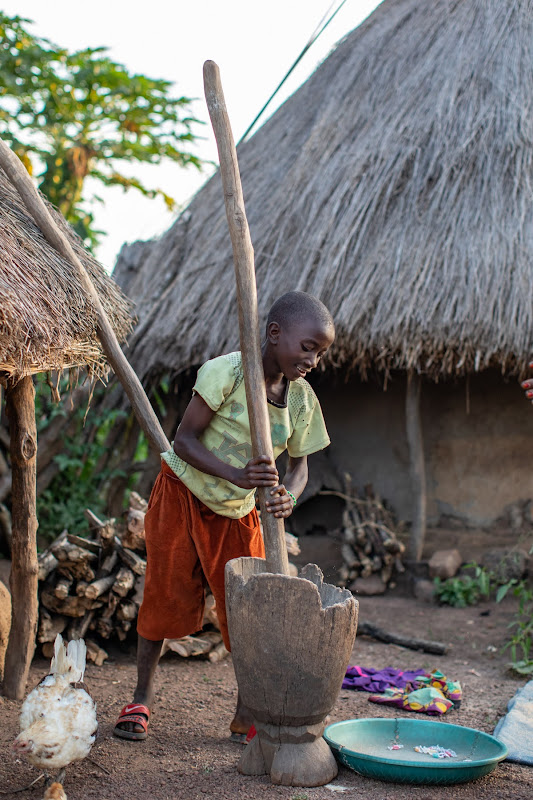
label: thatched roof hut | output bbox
[115,0,533,387]
[0,166,133,381]
[105,0,533,555]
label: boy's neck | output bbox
[261,345,287,403]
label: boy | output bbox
[114,291,335,741]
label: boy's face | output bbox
[268,317,335,381]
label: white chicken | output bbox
[13,634,97,788]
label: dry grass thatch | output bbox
[113,0,533,384]
[0,166,134,381]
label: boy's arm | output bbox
[174,394,278,490]
[265,455,308,519]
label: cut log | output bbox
[116,599,137,622]
[54,577,73,600]
[113,566,134,598]
[40,588,97,618]
[116,620,132,641]
[84,509,105,529]
[85,574,116,600]
[128,491,148,512]
[86,639,108,666]
[37,609,68,643]
[38,550,59,582]
[126,508,145,535]
[41,641,55,659]
[203,593,219,629]
[132,574,145,607]
[68,610,95,640]
[57,561,96,582]
[98,548,118,578]
[96,617,114,639]
[357,621,448,655]
[98,522,116,553]
[66,533,101,555]
[208,641,229,663]
[121,510,145,550]
[52,541,98,564]
[118,546,146,575]
[37,530,67,581]
[163,631,222,658]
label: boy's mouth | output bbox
[296,365,309,377]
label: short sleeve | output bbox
[287,383,330,458]
[193,355,238,411]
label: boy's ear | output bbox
[267,321,281,344]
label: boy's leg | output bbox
[114,636,162,737]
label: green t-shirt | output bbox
[161,351,330,518]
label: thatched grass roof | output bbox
[0,167,134,380]
[114,0,533,384]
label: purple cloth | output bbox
[342,665,427,692]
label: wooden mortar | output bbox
[203,60,358,787]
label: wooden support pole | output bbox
[405,370,427,562]
[0,137,170,457]
[3,377,38,699]
[203,61,289,575]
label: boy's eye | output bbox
[302,344,311,352]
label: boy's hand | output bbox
[265,485,295,519]
[235,455,278,490]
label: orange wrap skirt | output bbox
[137,461,265,650]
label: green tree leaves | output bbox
[0,12,204,249]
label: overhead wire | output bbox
[237,0,351,145]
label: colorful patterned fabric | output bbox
[369,686,453,715]
[342,666,427,692]
[343,666,462,716]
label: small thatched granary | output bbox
[112,0,533,546]
[0,161,134,698]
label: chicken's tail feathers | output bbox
[50,634,87,682]
[67,637,87,682]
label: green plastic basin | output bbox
[324,718,508,785]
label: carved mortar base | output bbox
[225,558,359,787]
[240,718,336,787]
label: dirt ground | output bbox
[1,579,532,800]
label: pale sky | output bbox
[2,0,382,270]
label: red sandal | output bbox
[114,703,150,741]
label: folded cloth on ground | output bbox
[493,679,533,766]
[342,666,426,692]
[369,686,453,715]
[343,666,462,716]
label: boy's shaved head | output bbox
[266,291,334,332]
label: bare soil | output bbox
[1,586,531,800]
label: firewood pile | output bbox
[36,491,228,666]
[323,477,405,592]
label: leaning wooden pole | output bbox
[203,61,289,575]
[3,377,38,699]
[0,138,170,457]
[405,370,427,561]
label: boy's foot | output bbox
[114,703,150,740]
[229,693,254,742]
